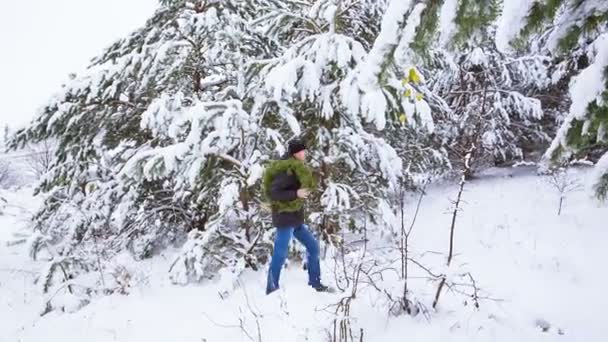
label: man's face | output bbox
[294,150,306,161]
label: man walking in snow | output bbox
[262,138,331,294]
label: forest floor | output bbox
[2,166,606,342]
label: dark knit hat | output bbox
[288,138,306,155]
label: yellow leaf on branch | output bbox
[409,68,421,84]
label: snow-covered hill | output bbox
[1,166,606,342]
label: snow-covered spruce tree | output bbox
[543,33,608,200]
[508,0,607,129]
[410,0,552,175]
[9,0,447,300]
[11,0,285,307]
[433,46,552,173]
[510,0,608,199]
[248,0,446,245]
[511,0,608,56]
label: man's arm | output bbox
[269,174,298,202]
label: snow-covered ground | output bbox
[1,166,606,342]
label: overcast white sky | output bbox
[0,0,158,131]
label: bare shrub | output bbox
[0,160,16,189]
[25,139,56,178]
[545,167,582,215]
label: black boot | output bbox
[314,284,336,293]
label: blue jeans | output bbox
[266,224,321,294]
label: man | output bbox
[263,138,332,294]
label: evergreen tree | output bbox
[248,0,445,241]
[11,0,280,306]
[12,0,607,314]
[407,0,553,174]
[429,44,549,173]
[10,0,444,298]
[543,33,608,199]
[524,0,608,199]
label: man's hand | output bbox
[297,188,311,199]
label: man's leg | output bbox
[266,227,294,294]
[293,224,321,288]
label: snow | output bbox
[218,181,240,214]
[320,183,359,211]
[482,131,498,149]
[544,32,608,161]
[546,1,608,52]
[438,0,459,48]
[394,3,427,67]
[495,0,534,52]
[466,47,489,68]
[323,4,338,32]
[508,91,543,120]
[351,0,416,130]
[246,164,265,187]
[593,152,608,188]
[411,98,435,133]
[0,186,45,335]
[2,167,607,342]
[376,0,414,48]
[360,89,389,130]
[568,33,608,120]
[262,32,366,129]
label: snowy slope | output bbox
[0,187,44,340]
[1,167,607,342]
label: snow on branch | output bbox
[593,152,608,201]
[340,0,426,130]
[544,33,608,163]
[124,95,252,182]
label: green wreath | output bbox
[262,158,316,212]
